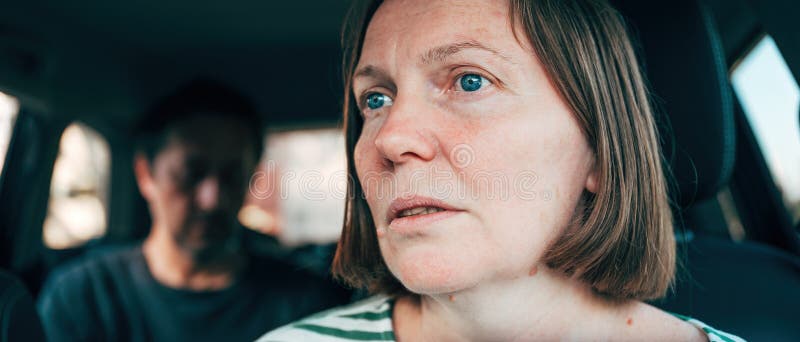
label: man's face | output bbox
[137,114,258,260]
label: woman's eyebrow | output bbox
[352,40,512,83]
[420,40,513,65]
[353,65,392,84]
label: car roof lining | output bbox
[0,0,790,135]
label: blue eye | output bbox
[365,93,392,110]
[459,74,484,92]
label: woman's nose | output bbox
[372,97,438,166]
[195,176,220,210]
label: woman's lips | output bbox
[387,195,464,232]
[388,209,462,232]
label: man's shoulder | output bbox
[246,252,351,303]
[40,244,141,300]
[257,295,396,342]
[37,243,144,340]
[246,251,335,287]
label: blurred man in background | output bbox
[37,80,350,341]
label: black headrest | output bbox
[612,0,736,208]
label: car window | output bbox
[731,35,800,225]
[240,128,346,246]
[43,123,111,249]
[0,91,19,175]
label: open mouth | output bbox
[387,196,463,231]
[396,206,446,218]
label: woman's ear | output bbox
[134,154,155,200]
[585,162,599,194]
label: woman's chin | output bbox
[387,250,482,295]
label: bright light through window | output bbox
[0,91,19,174]
[240,128,346,246]
[731,35,800,223]
[44,123,111,249]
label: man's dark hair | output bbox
[134,79,265,162]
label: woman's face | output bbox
[353,0,597,294]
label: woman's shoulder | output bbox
[257,295,396,342]
[670,312,747,342]
[622,302,745,342]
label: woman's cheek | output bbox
[353,119,377,163]
[439,91,518,128]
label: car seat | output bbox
[612,0,800,339]
[0,269,45,341]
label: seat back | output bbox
[0,269,45,342]
[612,0,800,339]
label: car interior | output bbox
[0,0,799,340]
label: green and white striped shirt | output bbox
[258,295,745,342]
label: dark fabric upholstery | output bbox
[655,234,800,340]
[614,0,736,207]
[0,270,45,342]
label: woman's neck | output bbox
[394,265,652,341]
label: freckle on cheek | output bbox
[626,318,633,326]
[376,228,386,238]
[529,265,538,277]
[448,295,456,302]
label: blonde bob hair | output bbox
[332,0,675,301]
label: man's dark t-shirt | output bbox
[37,245,351,341]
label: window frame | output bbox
[726,32,800,255]
[0,107,68,272]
